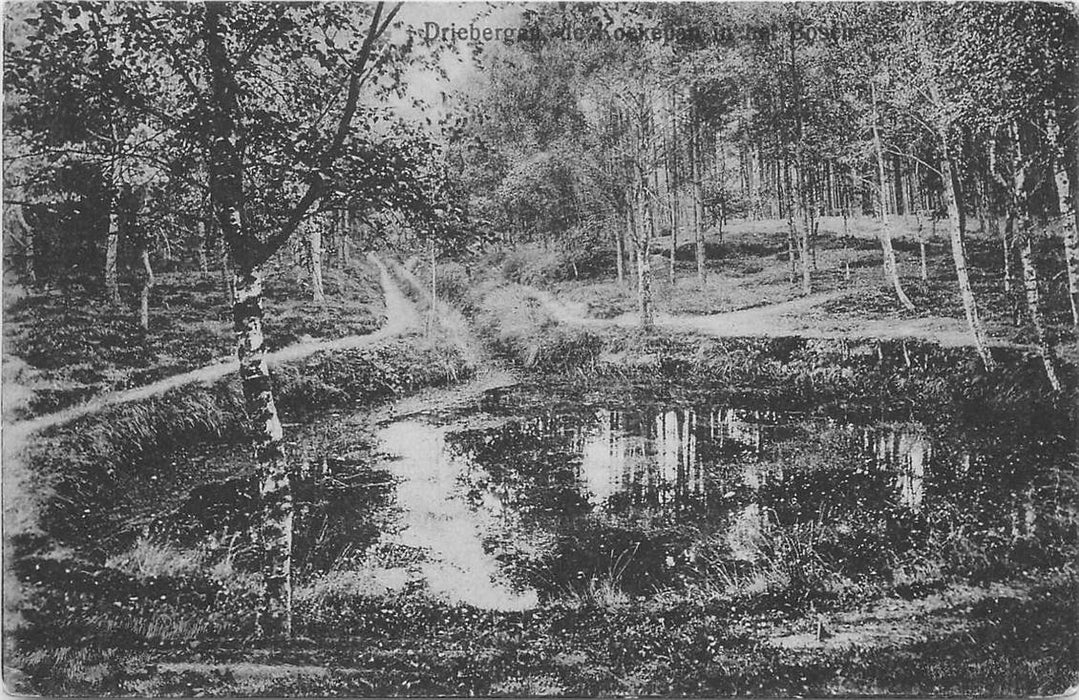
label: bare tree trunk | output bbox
[669,89,679,287]
[197,219,210,274]
[11,203,36,283]
[138,246,155,330]
[636,242,654,329]
[308,219,325,304]
[427,237,437,337]
[233,267,293,637]
[325,209,337,271]
[630,196,653,329]
[795,162,811,296]
[636,245,654,331]
[988,140,1014,295]
[1065,123,1079,328]
[1065,219,1079,328]
[105,202,121,306]
[689,96,706,288]
[220,234,236,306]
[691,173,706,287]
[915,210,928,282]
[668,194,678,287]
[874,129,889,222]
[784,159,798,286]
[880,228,915,311]
[872,87,913,310]
[342,211,352,267]
[693,192,706,288]
[941,149,995,369]
[1002,214,1019,324]
[204,1,293,640]
[615,213,626,284]
[336,210,347,268]
[1017,228,1061,391]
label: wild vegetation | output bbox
[3,1,1078,696]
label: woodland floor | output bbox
[2,256,386,422]
[541,215,1077,359]
[3,218,1078,696]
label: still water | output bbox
[354,383,1068,608]
[49,378,1067,612]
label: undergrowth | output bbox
[4,260,385,419]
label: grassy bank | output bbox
[461,273,1076,419]
[6,312,473,694]
[2,259,385,421]
[481,219,1076,350]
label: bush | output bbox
[435,262,471,305]
[499,245,604,286]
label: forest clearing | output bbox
[3,1,1078,696]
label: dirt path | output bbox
[765,581,1031,652]
[5,254,417,441]
[537,286,1032,349]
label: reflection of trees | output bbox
[445,395,1075,592]
[757,462,927,577]
[448,421,595,521]
[290,457,397,575]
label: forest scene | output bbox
[2,1,1078,695]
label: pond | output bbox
[31,372,1074,621]
[273,378,1072,611]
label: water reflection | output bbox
[372,396,1065,605]
[377,421,538,611]
[516,407,935,514]
[438,402,1035,598]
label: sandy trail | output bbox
[537,286,1032,349]
[5,254,417,441]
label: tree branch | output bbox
[883,147,943,178]
[256,2,401,264]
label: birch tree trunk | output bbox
[428,237,437,337]
[668,90,679,287]
[1065,122,1079,328]
[309,218,325,304]
[635,235,654,330]
[872,84,914,310]
[234,268,293,637]
[941,148,995,369]
[795,161,811,296]
[11,203,36,283]
[915,210,928,282]
[204,1,293,640]
[197,219,210,274]
[337,210,347,268]
[1064,219,1079,328]
[988,139,1014,294]
[668,192,678,287]
[880,228,915,310]
[784,158,798,286]
[105,199,121,306]
[342,210,352,267]
[689,97,706,287]
[1017,227,1061,391]
[138,246,155,330]
[614,218,625,284]
[629,192,654,329]
[220,234,236,306]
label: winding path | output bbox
[5,254,418,441]
[535,286,1032,349]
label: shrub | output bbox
[435,262,471,305]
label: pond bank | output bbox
[4,260,478,693]
[463,278,1076,417]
